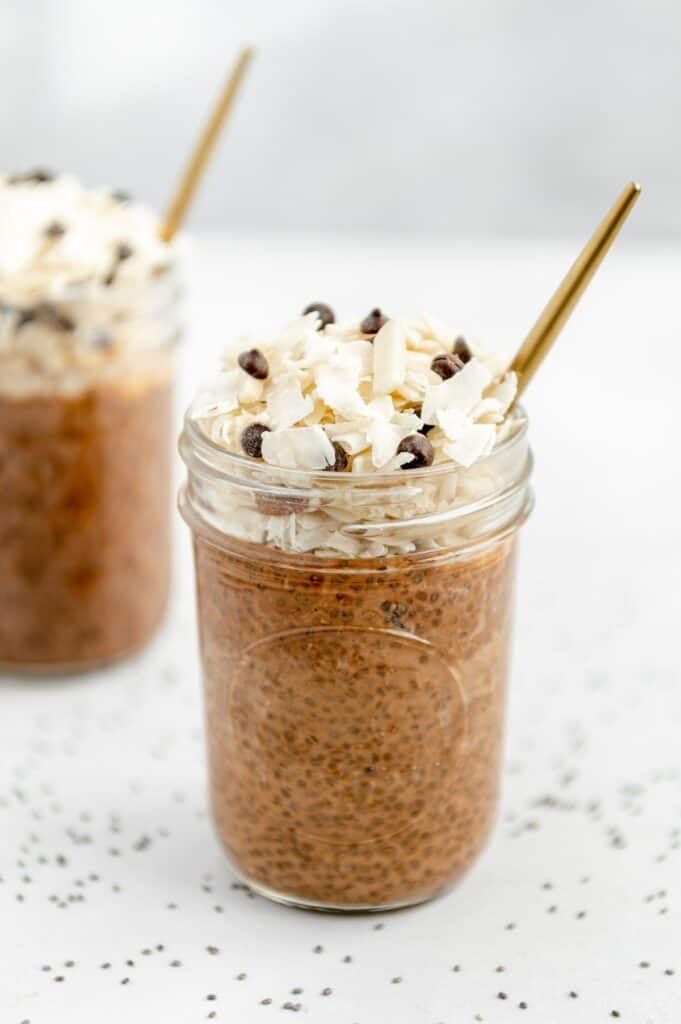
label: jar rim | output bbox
[180,405,529,488]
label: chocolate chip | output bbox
[237,348,269,380]
[431,353,465,380]
[115,243,134,262]
[413,405,434,435]
[102,242,135,284]
[37,303,75,332]
[360,307,388,335]
[241,423,270,459]
[44,221,66,240]
[453,335,472,363]
[303,302,335,329]
[17,303,74,332]
[15,308,36,330]
[8,168,54,184]
[255,492,307,517]
[111,189,132,203]
[325,441,349,472]
[397,434,434,469]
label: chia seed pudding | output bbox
[0,172,179,672]
[180,305,532,909]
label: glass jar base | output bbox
[0,611,167,679]
[228,862,454,914]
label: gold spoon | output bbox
[511,181,641,399]
[159,45,255,242]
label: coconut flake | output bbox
[343,340,374,376]
[314,357,367,418]
[261,425,334,469]
[303,332,337,366]
[237,372,265,406]
[486,371,517,413]
[421,357,492,424]
[443,423,496,467]
[266,372,313,429]
[373,319,407,395]
[437,408,472,440]
[470,397,503,422]
[367,419,405,468]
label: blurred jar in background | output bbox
[0,171,180,673]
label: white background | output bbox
[2,0,681,236]
[1,229,680,1022]
[1,1,680,1018]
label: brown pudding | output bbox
[0,368,172,671]
[193,529,517,909]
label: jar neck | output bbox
[0,271,181,398]
[179,411,533,562]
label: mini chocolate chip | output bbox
[39,303,75,331]
[360,307,388,335]
[44,221,66,240]
[111,189,132,203]
[16,308,36,330]
[413,405,434,435]
[325,441,349,472]
[241,423,270,459]
[116,243,134,261]
[19,303,74,332]
[255,492,307,517]
[238,348,269,380]
[397,434,434,469]
[8,168,54,184]
[453,335,472,362]
[431,352,465,380]
[303,302,335,329]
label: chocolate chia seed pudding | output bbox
[181,305,532,909]
[0,171,179,672]
[0,361,172,670]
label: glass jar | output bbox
[0,273,180,672]
[179,412,533,910]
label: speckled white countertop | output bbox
[1,234,679,1024]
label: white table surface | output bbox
[1,232,679,1024]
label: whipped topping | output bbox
[0,172,178,392]
[183,310,530,559]
[192,311,518,473]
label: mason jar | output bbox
[179,410,532,910]
[0,272,180,672]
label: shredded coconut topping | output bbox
[184,310,528,558]
[192,311,518,474]
[0,172,178,392]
